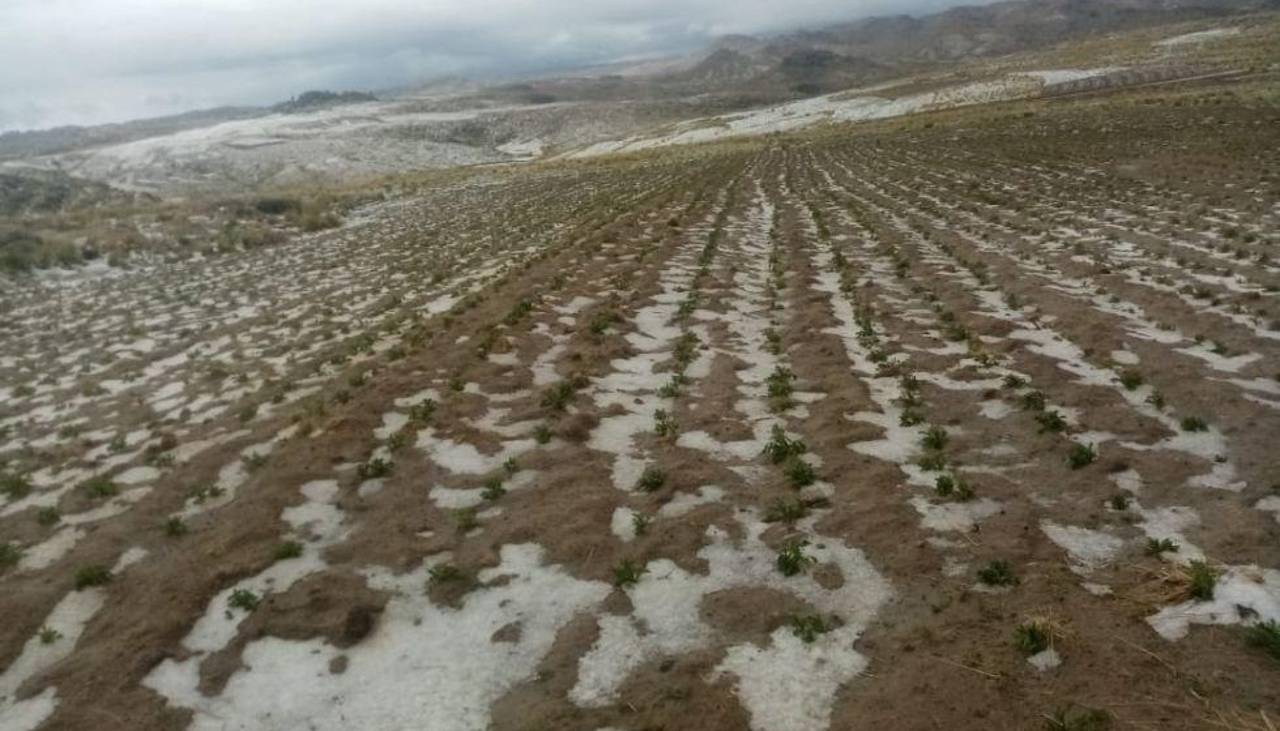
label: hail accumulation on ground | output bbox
[1,79,1279,731]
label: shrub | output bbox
[1036,410,1067,434]
[1067,442,1096,469]
[776,540,816,577]
[1014,621,1051,655]
[764,498,809,523]
[74,565,112,590]
[481,477,506,501]
[1245,620,1280,663]
[357,457,393,480]
[978,560,1018,587]
[274,541,303,560]
[1145,537,1179,555]
[790,615,834,643]
[1186,560,1218,600]
[636,466,666,492]
[784,457,816,488]
[429,564,466,583]
[1118,369,1144,391]
[164,517,188,537]
[228,588,261,612]
[612,559,646,587]
[1,471,32,500]
[0,542,22,569]
[654,409,679,439]
[81,475,119,499]
[761,425,806,465]
[1180,416,1208,432]
[921,425,948,451]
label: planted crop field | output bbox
[1,80,1278,730]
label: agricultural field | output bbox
[2,27,1280,731]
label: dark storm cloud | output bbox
[0,0,981,132]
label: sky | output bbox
[0,0,975,133]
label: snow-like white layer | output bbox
[1040,521,1123,573]
[1257,496,1280,525]
[1018,68,1122,85]
[910,497,1002,533]
[569,69,1118,158]
[0,548,148,728]
[1147,566,1280,641]
[572,510,890,731]
[1156,27,1240,47]
[1027,647,1062,672]
[146,544,610,731]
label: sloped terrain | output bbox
[1,66,1278,731]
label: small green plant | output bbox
[1002,374,1026,390]
[1185,560,1218,601]
[636,465,666,492]
[1067,442,1096,469]
[481,477,506,501]
[764,498,809,523]
[790,615,834,643]
[935,474,955,497]
[631,512,652,536]
[74,565,112,590]
[612,559,647,587]
[1245,620,1280,663]
[36,507,61,527]
[503,457,519,476]
[0,542,22,569]
[81,475,119,499]
[228,588,261,612]
[917,452,946,472]
[408,399,436,425]
[357,457,393,480]
[38,626,62,645]
[921,425,948,451]
[1014,621,1051,655]
[242,452,268,472]
[1180,416,1208,432]
[899,409,925,427]
[766,366,796,409]
[977,560,1018,587]
[1146,391,1166,410]
[1036,410,1067,434]
[452,508,478,532]
[784,456,815,488]
[429,564,466,583]
[761,425,807,465]
[541,380,577,411]
[534,424,553,444]
[1145,537,1179,555]
[1021,390,1047,411]
[1118,369,1144,391]
[1,471,32,500]
[1108,494,1130,511]
[164,517,188,537]
[274,541,303,560]
[776,540,816,577]
[653,409,679,439]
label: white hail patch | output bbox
[1147,566,1280,641]
[1040,521,1124,574]
[147,544,610,731]
[571,510,890,731]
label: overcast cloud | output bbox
[0,0,976,133]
